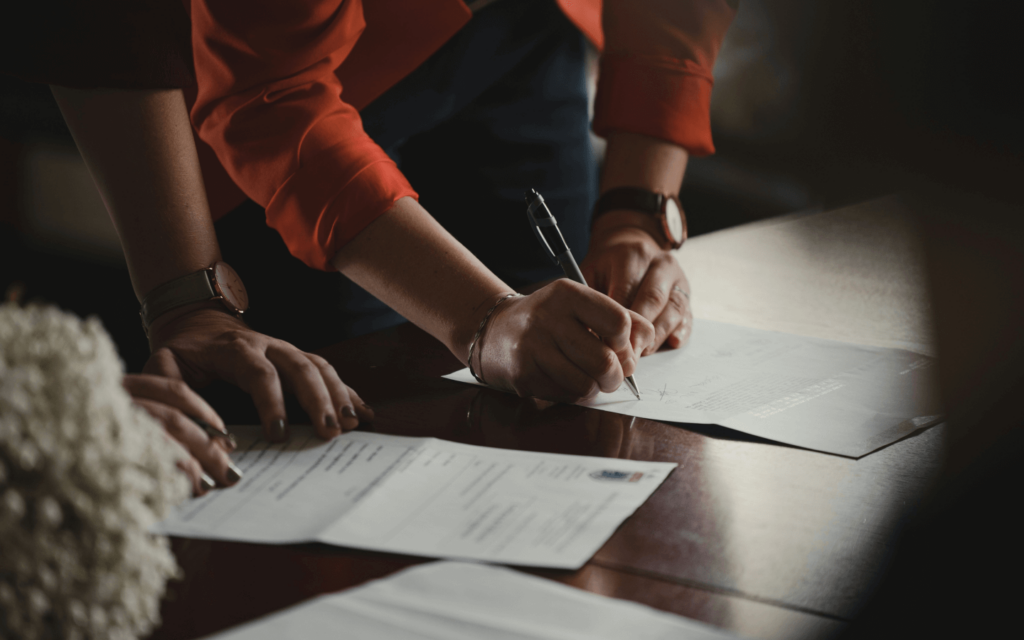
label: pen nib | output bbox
[624,376,641,400]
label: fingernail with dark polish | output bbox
[361,403,374,414]
[342,406,357,419]
[269,418,288,442]
[325,414,339,432]
[226,463,243,484]
[200,473,216,492]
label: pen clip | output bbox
[525,190,559,265]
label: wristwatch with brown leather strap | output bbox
[139,261,249,333]
[592,187,688,250]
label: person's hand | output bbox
[124,373,240,496]
[475,280,655,402]
[581,221,692,354]
[144,305,374,443]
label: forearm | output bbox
[330,197,510,363]
[593,131,689,240]
[51,87,220,301]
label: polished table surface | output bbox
[152,196,943,640]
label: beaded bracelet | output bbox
[467,292,522,384]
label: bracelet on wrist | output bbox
[467,293,521,384]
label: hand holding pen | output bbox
[455,189,654,403]
[517,189,651,399]
[473,278,653,402]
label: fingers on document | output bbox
[629,255,688,354]
[261,344,373,441]
[231,348,292,443]
[123,374,229,450]
[267,347,342,439]
[134,397,241,492]
[309,353,375,429]
[649,284,690,354]
[175,456,208,497]
[666,312,693,350]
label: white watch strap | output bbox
[140,269,217,329]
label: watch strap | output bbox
[140,269,217,329]
[592,187,665,222]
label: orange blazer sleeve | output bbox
[189,0,417,271]
[592,0,737,157]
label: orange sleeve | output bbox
[189,0,417,271]
[592,0,737,157]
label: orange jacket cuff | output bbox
[265,150,418,272]
[592,54,716,157]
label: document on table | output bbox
[201,561,740,640]
[445,319,942,458]
[155,427,675,569]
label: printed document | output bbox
[201,561,739,640]
[156,427,675,569]
[445,319,941,457]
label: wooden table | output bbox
[152,196,943,640]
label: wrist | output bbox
[140,260,249,337]
[146,302,241,349]
[451,290,520,365]
[590,210,665,247]
[601,132,689,194]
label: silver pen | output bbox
[525,189,641,400]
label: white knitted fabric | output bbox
[0,304,189,640]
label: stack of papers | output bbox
[200,561,740,639]
[156,427,675,569]
[446,319,942,457]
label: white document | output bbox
[156,427,675,569]
[201,561,740,640]
[445,319,942,458]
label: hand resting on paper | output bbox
[124,372,238,496]
[475,279,655,402]
[144,305,374,445]
[581,216,693,354]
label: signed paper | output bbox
[156,427,675,569]
[445,320,941,457]
[201,561,740,640]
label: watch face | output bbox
[212,262,249,313]
[663,197,687,246]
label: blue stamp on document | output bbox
[589,470,644,482]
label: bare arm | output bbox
[581,131,694,353]
[331,197,507,363]
[583,0,736,352]
[50,88,220,300]
[51,86,371,451]
[333,197,654,400]
[331,137,687,361]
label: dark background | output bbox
[3,0,1021,372]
